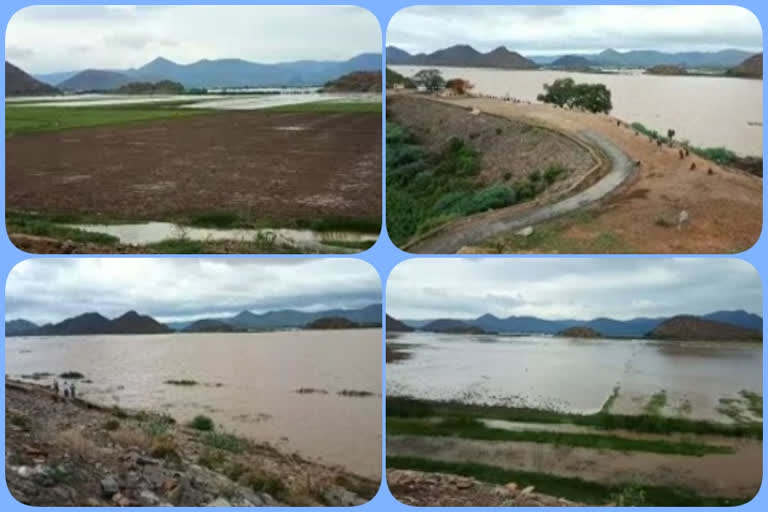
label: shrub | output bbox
[102,419,121,431]
[203,431,250,453]
[189,415,215,431]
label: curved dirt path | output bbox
[405,129,634,254]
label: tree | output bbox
[412,69,445,92]
[445,78,474,95]
[667,129,675,142]
[537,78,612,114]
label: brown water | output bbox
[391,66,763,156]
[5,329,382,478]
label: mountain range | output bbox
[34,53,381,91]
[387,45,756,70]
[6,61,59,96]
[397,310,762,338]
[6,304,382,336]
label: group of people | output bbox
[52,379,76,399]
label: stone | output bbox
[100,475,120,498]
[16,466,33,478]
[505,482,518,494]
[86,497,102,507]
[205,497,232,507]
[137,489,161,506]
[515,226,534,237]
[455,479,473,489]
[521,485,535,495]
[322,486,366,507]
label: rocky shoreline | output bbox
[5,380,378,507]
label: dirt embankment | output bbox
[6,110,381,222]
[387,94,595,188]
[387,469,582,507]
[5,380,377,507]
[441,96,762,254]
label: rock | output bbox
[515,226,534,237]
[101,475,120,498]
[205,497,232,507]
[505,482,519,494]
[137,489,161,506]
[86,497,102,507]
[16,465,33,478]
[111,492,130,507]
[322,486,367,506]
[521,485,535,495]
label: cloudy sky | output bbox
[387,5,762,56]
[6,5,381,74]
[387,259,762,320]
[6,259,381,324]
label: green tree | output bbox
[412,69,445,92]
[537,78,612,114]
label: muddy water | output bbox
[391,66,762,156]
[386,332,761,421]
[5,329,382,478]
[66,222,377,250]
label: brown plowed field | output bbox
[6,110,381,221]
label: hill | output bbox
[110,311,172,334]
[590,48,753,69]
[422,319,488,334]
[227,304,381,330]
[305,317,360,329]
[58,69,134,92]
[6,62,59,96]
[558,326,602,338]
[647,315,762,341]
[386,44,537,69]
[323,71,381,92]
[646,65,688,75]
[5,318,40,336]
[727,53,762,78]
[182,319,239,333]
[37,312,115,335]
[386,315,414,332]
[550,55,594,69]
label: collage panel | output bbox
[5,5,382,255]
[5,258,382,506]
[386,258,762,506]
[385,5,762,254]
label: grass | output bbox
[386,396,762,439]
[630,121,738,165]
[386,121,569,246]
[102,419,121,431]
[7,212,120,246]
[263,101,381,113]
[387,456,744,506]
[142,413,175,437]
[6,103,210,136]
[387,416,733,456]
[203,431,251,453]
[643,390,668,416]
[189,415,215,431]
[740,390,762,417]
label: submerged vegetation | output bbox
[386,122,568,246]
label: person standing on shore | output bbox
[53,379,59,395]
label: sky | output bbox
[5,5,381,74]
[5,259,381,324]
[387,259,762,320]
[387,5,763,56]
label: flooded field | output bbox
[386,332,762,421]
[6,329,382,478]
[391,66,762,156]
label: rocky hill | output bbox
[58,70,134,92]
[110,311,172,334]
[727,53,762,78]
[386,315,414,332]
[550,55,594,69]
[386,45,537,70]
[305,317,360,329]
[5,318,40,336]
[9,311,171,336]
[6,61,59,96]
[422,319,488,335]
[323,71,381,92]
[647,315,762,341]
[181,319,239,333]
[558,326,601,338]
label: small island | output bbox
[557,326,602,338]
[422,319,489,334]
[646,315,762,341]
[645,65,688,76]
[323,71,381,92]
[304,317,361,330]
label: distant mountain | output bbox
[182,319,240,333]
[323,70,381,92]
[305,317,360,330]
[422,319,488,334]
[403,309,761,338]
[34,70,79,86]
[58,69,134,92]
[110,311,172,334]
[550,55,595,69]
[6,61,59,96]
[727,53,762,78]
[227,303,381,330]
[37,312,115,335]
[5,318,39,336]
[589,48,753,69]
[647,315,762,341]
[386,315,414,332]
[48,53,381,91]
[386,44,537,70]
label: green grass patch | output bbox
[643,390,668,416]
[386,396,762,439]
[142,413,175,437]
[7,212,120,246]
[386,456,744,506]
[6,103,210,135]
[203,431,251,453]
[387,416,733,456]
[189,415,215,431]
[740,390,762,418]
[263,101,381,113]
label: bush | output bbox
[102,419,121,431]
[189,415,215,431]
[203,431,250,453]
[445,78,474,95]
